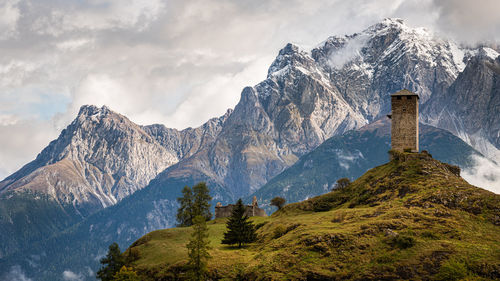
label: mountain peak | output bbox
[76,104,117,120]
[364,17,432,39]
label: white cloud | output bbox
[56,38,93,51]
[62,270,84,281]
[1,265,33,281]
[30,0,167,36]
[462,155,500,194]
[432,0,500,45]
[329,34,370,69]
[0,119,59,180]
[0,0,20,40]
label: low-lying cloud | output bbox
[329,35,370,69]
[1,265,33,281]
[62,270,84,281]
[462,155,500,194]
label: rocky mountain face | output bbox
[0,105,228,211]
[422,50,500,159]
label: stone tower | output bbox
[388,89,419,152]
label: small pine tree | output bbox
[192,182,212,221]
[270,197,286,210]
[186,216,211,280]
[113,266,140,281]
[177,186,194,226]
[96,242,125,281]
[222,199,257,248]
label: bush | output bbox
[331,212,346,223]
[434,259,468,281]
[335,178,351,190]
[421,231,438,239]
[443,163,461,177]
[273,225,287,239]
[375,254,394,264]
[254,222,267,230]
[272,224,300,239]
[270,197,286,210]
[387,235,416,249]
[313,200,332,212]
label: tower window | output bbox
[397,96,402,100]
[407,96,412,100]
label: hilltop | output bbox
[122,152,500,280]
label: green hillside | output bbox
[122,151,500,280]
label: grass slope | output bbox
[123,152,500,280]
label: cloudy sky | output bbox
[1,0,500,179]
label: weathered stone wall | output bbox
[391,93,419,152]
[215,204,267,219]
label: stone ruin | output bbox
[214,196,267,219]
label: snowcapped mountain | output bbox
[312,18,470,119]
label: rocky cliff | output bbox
[422,50,500,159]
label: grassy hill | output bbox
[122,151,500,280]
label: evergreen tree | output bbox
[96,242,124,281]
[221,199,257,248]
[192,182,212,221]
[270,196,286,210]
[177,186,194,226]
[177,182,212,226]
[186,215,211,280]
